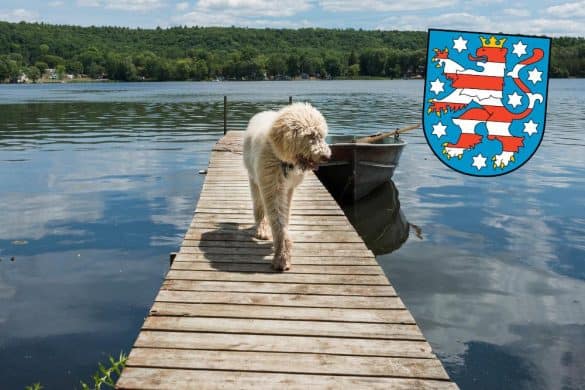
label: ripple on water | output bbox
[0,80,583,390]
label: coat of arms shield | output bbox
[423,29,551,176]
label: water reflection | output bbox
[338,180,412,256]
[383,78,585,389]
[0,80,583,389]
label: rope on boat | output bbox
[353,124,420,144]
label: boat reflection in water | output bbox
[324,178,415,255]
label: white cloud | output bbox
[0,193,103,241]
[523,17,585,36]
[77,0,166,11]
[376,12,491,32]
[427,12,493,30]
[174,12,311,27]
[503,7,530,17]
[195,0,311,17]
[48,1,65,7]
[172,0,312,27]
[176,1,190,10]
[546,1,585,18]
[469,0,503,4]
[107,0,166,11]
[319,0,457,12]
[0,8,38,22]
[76,0,101,6]
[376,11,584,37]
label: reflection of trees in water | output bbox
[0,100,301,149]
[341,179,420,256]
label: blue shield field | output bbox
[423,29,551,176]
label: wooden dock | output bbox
[116,131,457,389]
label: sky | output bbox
[0,0,584,36]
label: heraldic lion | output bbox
[243,103,331,271]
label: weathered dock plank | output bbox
[116,131,457,389]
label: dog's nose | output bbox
[320,154,331,163]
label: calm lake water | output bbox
[0,80,583,389]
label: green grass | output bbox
[25,352,127,390]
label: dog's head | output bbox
[269,102,331,170]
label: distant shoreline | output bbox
[3,76,581,85]
[2,21,583,82]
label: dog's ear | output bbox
[268,116,296,162]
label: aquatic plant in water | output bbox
[24,352,127,390]
[80,352,128,390]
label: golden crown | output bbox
[480,36,506,48]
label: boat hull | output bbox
[316,135,406,203]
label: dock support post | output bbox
[223,96,227,135]
[169,252,177,266]
[289,96,292,104]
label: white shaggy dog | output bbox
[243,103,331,271]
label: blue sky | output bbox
[0,1,583,36]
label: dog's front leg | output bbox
[286,188,294,225]
[249,178,270,239]
[260,181,292,271]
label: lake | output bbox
[0,80,583,389]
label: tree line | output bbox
[0,21,583,82]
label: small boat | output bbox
[316,133,406,203]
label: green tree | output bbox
[191,59,208,80]
[6,59,20,82]
[105,55,137,81]
[56,64,66,79]
[267,54,286,78]
[144,55,162,79]
[175,58,192,80]
[78,47,102,72]
[300,53,322,75]
[25,65,41,82]
[360,49,387,76]
[347,63,360,78]
[8,52,23,64]
[39,44,49,55]
[348,50,358,66]
[254,55,268,79]
[0,21,582,82]
[389,63,402,79]
[286,54,300,77]
[324,55,342,78]
[0,58,9,81]
[87,63,105,79]
[35,61,48,74]
[42,54,65,68]
[241,46,258,61]
[66,60,83,75]
[156,60,175,81]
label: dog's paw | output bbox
[255,220,270,240]
[272,254,291,272]
[255,230,270,240]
